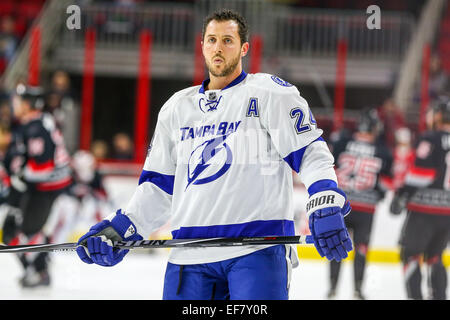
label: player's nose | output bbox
[212,41,223,54]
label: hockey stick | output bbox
[0,235,313,253]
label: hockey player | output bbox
[392,127,414,190]
[0,121,26,246]
[3,85,72,288]
[0,123,15,243]
[69,150,109,218]
[45,150,111,244]
[390,99,450,300]
[76,9,353,300]
[328,109,393,299]
[0,123,12,204]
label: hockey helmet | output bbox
[72,150,96,183]
[433,96,450,124]
[357,108,382,135]
[15,84,45,110]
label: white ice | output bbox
[0,249,448,300]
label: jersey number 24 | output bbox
[290,107,317,134]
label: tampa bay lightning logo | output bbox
[186,134,232,190]
[199,94,223,113]
[271,75,293,87]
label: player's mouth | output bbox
[213,57,224,64]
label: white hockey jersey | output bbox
[119,71,338,265]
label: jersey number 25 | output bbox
[336,153,382,191]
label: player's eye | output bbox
[207,37,216,43]
[224,38,232,44]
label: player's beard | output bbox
[206,51,241,78]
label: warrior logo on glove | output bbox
[306,194,337,213]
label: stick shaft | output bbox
[0,235,313,253]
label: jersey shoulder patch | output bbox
[270,75,293,87]
[247,73,298,95]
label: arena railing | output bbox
[58,1,416,61]
[61,2,196,52]
[272,8,415,61]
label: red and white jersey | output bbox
[18,113,72,192]
[115,72,338,265]
[392,146,415,190]
[404,130,450,215]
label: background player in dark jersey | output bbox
[329,109,393,299]
[0,119,29,248]
[390,98,450,300]
[2,85,72,288]
[0,122,19,244]
[0,123,13,204]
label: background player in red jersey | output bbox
[391,98,450,300]
[392,127,415,190]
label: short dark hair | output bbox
[202,9,249,45]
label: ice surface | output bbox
[1,249,447,300]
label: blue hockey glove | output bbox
[76,209,143,267]
[307,186,353,262]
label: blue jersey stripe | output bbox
[283,137,325,173]
[171,219,295,239]
[307,179,338,195]
[139,170,175,195]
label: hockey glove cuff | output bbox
[76,209,143,266]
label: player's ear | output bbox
[241,42,249,57]
[200,40,206,57]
